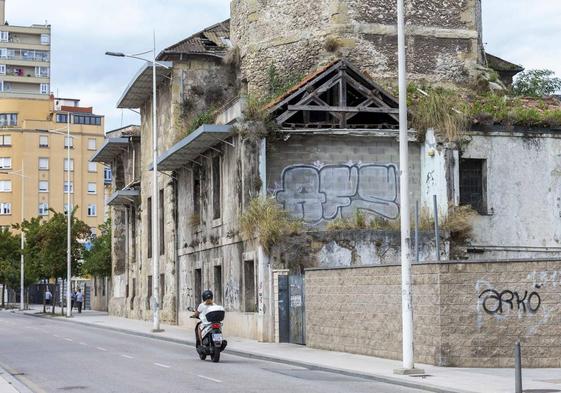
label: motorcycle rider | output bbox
[192,290,215,345]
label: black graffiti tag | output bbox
[479,289,541,315]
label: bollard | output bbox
[515,340,523,393]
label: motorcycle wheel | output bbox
[197,346,207,361]
[211,349,220,363]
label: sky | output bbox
[6,0,561,132]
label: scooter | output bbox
[189,305,227,363]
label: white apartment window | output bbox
[87,138,96,150]
[0,65,5,75]
[38,203,49,216]
[38,158,49,170]
[39,135,48,148]
[0,180,12,192]
[0,82,11,92]
[0,49,6,59]
[40,83,49,95]
[88,162,97,172]
[0,114,17,127]
[0,32,9,42]
[0,157,11,169]
[40,34,50,45]
[104,167,112,183]
[0,203,11,215]
[87,182,96,194]
[64,136,73,148]
[39,180,48,193]
[0,135,10,146]
[87,204,97,217]
[64,158,74,171]
[64,181,74,193]
[56,114,68,124]
[35,66,49,78]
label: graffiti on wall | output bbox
[275,162,399,224]
[479,289,541,314]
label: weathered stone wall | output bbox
[268,135,421,225]
[306,259,561,367]
[231,0,482,95]
[271,230,443,272]
[462,130,561,260]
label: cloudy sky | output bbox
[6,0,561,132]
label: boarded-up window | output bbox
[244,259,256,312]
[460,158,487,214]
[212,156,221,220]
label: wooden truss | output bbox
[268,60,400,130]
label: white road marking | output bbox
[153,363,171,369]
[197,375,222,383]
[79,342,88,346]
[53,334,60,338]
[121,354,134,359]
[96,347,108,352]
[64,338,73,342]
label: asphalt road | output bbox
[0,311,425,393]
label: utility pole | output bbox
[19,161,24,311]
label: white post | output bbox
[397,0,415,373]
[66,112,72,318]
[151,30,161,332]
[19,160,24,311]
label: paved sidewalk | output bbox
[14,306,561,393]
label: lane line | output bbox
[96,347,107,352]
[53,334,60,338]
[121,354,134,359]
[153,363,170,369]
[197,375,222,383]
[79,342,88,346]
[64,338,73,342]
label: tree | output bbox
[512,69,561,97]
[82,219,112,278]
[0,228,20,308]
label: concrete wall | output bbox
[462,131,561,259]
[306,259,561,367]
[231,0,482,95]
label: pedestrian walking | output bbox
[75,289,83,313]
[45,288,52,305]
[71,290,76,310]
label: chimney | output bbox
[0,1,5,25]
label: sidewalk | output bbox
[16,306,561,393]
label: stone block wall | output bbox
[305,259,561,367]
[231,0,482,95]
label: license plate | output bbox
[212,333,223,342]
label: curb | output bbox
[0,363,36,393]
[25,312,466,393]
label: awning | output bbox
[116,62,173,109]
[107,189,140,206]
[155,124,234,171]
[90,138,129,164]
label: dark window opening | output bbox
[102,278,105,297]
[194,268,202,306]
[212,156,221,220]
[460,158,487,214]
[130,207,136,262]
[94,276,97,296]
[214,265,223,305]
[147,197,152,258]
[243,260,256,312]
[148,275,153,300]
[159,189,165,255]
[193,166,201,225]
[159,273,165,303]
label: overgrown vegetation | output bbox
[240,198,303,254]
[512,69,561,97]
[0,228,21,308]
[324,36,342,53]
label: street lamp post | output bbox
[106,32,169,332]
[48,115,72,317]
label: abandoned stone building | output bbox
[97,0,561,367]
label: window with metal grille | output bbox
[459,158,487,214]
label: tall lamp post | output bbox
[1,162,31,311]
[106,32,169,332]
[48,114,73,317]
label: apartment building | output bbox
[0,0,50,100]
[0,96,107,233]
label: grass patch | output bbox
[240,198,303,254]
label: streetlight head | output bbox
[105,51,126,57]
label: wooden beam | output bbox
[287,105,400,113]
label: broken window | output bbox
[460,158,487,214]
[194,268,202,306]
[243,259,256,312]
[214,265,223,305]
[212,155,221,220]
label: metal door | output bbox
[288,275,305,345]
[278,275,290,343]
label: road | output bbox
[0,311,425,393]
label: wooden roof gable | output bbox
[269,60,400,130]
